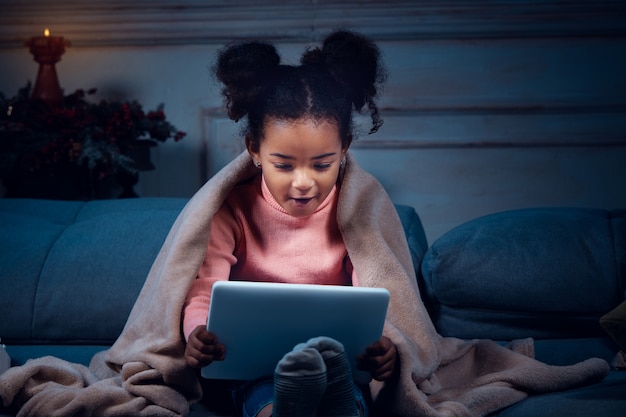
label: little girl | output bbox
[182,31,396,417]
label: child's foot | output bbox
[301,336,359,417]
[273,346,327,417]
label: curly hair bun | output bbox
[215,41,281,121]
[215,30,385,136]
[303,30,385,112]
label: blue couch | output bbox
[0,198,624,416]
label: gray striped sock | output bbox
[303,337,359,417]
[273,347,327,417]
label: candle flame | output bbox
[44,28,50,37]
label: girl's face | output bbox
[249,118,346,218]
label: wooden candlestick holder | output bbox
[25,31,70,105]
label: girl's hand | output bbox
[356,336,397,381]
[184,325,226,368]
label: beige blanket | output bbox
[0,152,609,417]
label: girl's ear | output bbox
[245,134,261,167]
[340,136,350,168]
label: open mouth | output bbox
[292,197,314,207]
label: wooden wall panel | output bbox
[1,1,625,241]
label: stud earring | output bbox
[255,161,261,168]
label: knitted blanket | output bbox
[0,152,609,417]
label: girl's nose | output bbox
[293,169,314,190]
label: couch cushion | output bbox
[493,370,626,417]
[0,198,187,344]
[0,198,84,224]
[421,207,626,340]
[0,200,83,342]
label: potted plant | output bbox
[0,83,185,200]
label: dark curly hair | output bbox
[214,30,386,152]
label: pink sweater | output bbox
[182,175,355,340]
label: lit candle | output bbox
[26,28,69,56]
[25,28,71,104]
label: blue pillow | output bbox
[421,207,625,340]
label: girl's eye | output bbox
[314,163,332,170]
[272,162,332,171]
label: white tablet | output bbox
[201,280,390,384]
